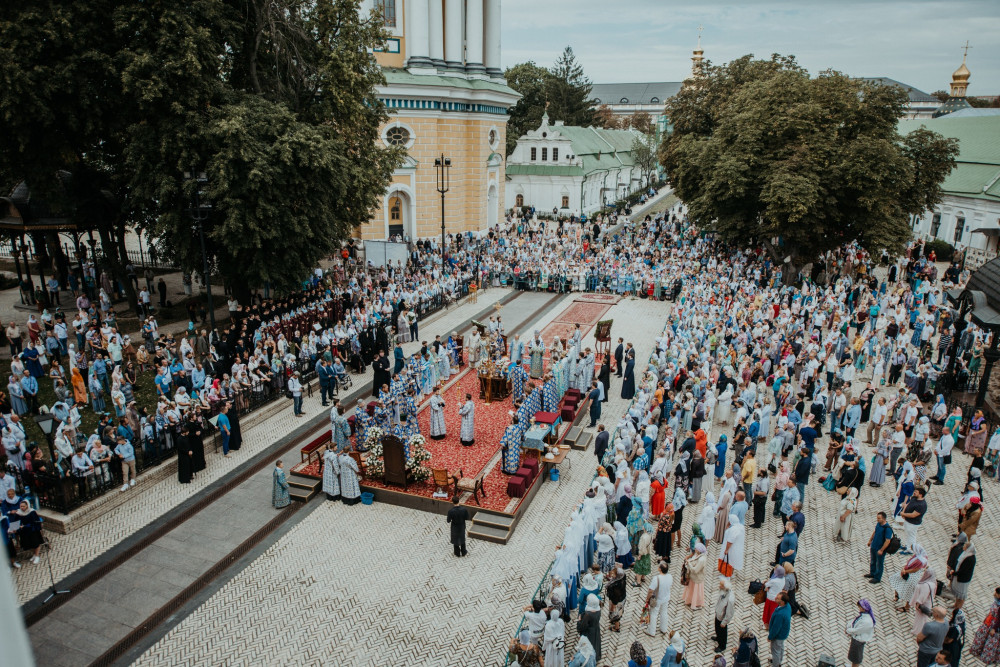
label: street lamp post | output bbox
[33,413,57,465]
[434,154,451,269]
[184,172,216,334]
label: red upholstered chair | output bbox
[517,465,533,482]
[522,458,540,479]
[506,475,527,498]
[566,388,582,400]
[560,404,576,422]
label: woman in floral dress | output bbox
[970,588,1000,664]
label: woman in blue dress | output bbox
[21,346,44,378]
[714,435,729,481]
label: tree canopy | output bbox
[660,55,959,277]
[503,46,596,154]
[0,0,399,301]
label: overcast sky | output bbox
[500,0,1000,95]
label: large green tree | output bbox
[0,0,399,303]
[660,55,959,282]
[503,46,596,155]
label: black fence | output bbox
[8,360,324,515]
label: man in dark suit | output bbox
[588,381,602,427]
[447,496,469,557]
[614,337,624,377]
[593,424,610,462]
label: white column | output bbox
[444,0,463,71]
[465,0,485,74]
[406,0,432,68]
[428,0,445,68]
[484,0,501,77]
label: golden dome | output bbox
[953,58,970,82]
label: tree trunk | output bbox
[97,224,138,314]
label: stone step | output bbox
[288,486,316,502]
[467,522,511,544]
[288,477,321,491]
[571,428,592,451]
[471,512,514,530]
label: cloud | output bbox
[501,0,1000,94]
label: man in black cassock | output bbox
[226,400,243,452]
[372,349,390,397]
[614,337,624,377]
[446,496,469,557]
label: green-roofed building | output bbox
[900,115,1000,268]
[505,113,649,216]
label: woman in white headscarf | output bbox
[671,486,688,548]
[542,609,566,667]
[575,595,602,663]
[567,634,597,667]
[721,513,746,575]
[699,491,717,542]
[614,521,633,568]
[595,523,616,574]
[835,487,858,542]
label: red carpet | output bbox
[538,296,617,355]
[293,369,524,512]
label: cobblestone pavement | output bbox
[12,288,512,605]
[133,293,1000,667]
[132,296,669,667]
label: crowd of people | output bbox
[507,203,997,667]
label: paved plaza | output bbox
[124,292,1000,667]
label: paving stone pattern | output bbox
[135,294,1000,667]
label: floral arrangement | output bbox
[363,427,386,477]
[362,429,433,482]
[405,434,432,482]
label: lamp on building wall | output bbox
[434,154,451,267]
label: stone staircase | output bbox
[288,476,321,503]
[467,510,515,544]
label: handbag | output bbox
[680,563,689,586]
[284,389,293,399]
[747,579,764,595]
[753,587,767,605]
[639,599,651,625]
[770,488,778,501]
[836,485,848,495]
[944,454,952,465]
[718,554,734,578]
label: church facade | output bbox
[505,114,642,217]
[356,0,519,241]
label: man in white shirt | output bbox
[867,397,887,445]
[933,427,955,485]
[645,560,673,636]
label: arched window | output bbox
[954,214,966,244]
[389,197,401,221]
[385,126,410,147]
[650,96,660,103]
[620,97,629,104]
[515,194,524,208]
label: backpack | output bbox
[886,533,901,555]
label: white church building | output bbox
[504,113,642,217]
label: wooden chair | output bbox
[432,468,453,496]
[456,469,488,506]
[349,451,366,479]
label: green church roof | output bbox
[897,116,1000,201]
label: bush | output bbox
[924,239,955,262]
